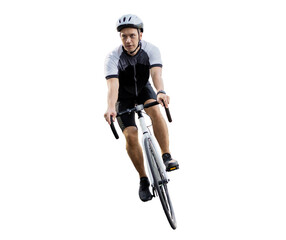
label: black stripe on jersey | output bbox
[150,64,163,68]
[106,74,119,80]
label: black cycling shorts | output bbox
[116,83,157,131]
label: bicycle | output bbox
[109,101,177,229]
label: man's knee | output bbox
[144,99,162,120]
[123,127,139,146]
[147,106,162,121]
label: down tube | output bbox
[142,134,154,185]
[142,133,168,184]
[148,134,169,180]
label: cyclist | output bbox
[104,14,179,202]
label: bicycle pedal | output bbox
[166,165,179,172]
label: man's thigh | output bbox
[116,99,136,132]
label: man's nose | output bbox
[126,37,131,43]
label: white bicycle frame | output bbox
[138,112,169,188]
[110,102,177,229]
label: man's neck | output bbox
[124,41,141,56]
[128,48,140,56]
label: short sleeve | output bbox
[104,53,119,80]
[147,44,163,68]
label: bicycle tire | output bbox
[144,138,177,229]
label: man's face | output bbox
[120,28,142,53]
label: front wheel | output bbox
[144,138,177,229]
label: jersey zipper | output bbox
[133,64,138,97]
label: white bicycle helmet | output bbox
[116,14,144,32]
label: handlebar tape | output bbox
[164,107,172,122]
[110,116,119,139]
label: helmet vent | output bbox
[123,17,126,22]
[128,16,132,21]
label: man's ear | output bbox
[139,31,143,40]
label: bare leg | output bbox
[123,126,147,178]
[144,99,170,155]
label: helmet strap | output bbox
[128,40,141,55]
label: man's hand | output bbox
[104,108,117,125]
[157,93,170,108]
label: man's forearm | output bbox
[151,67,164,92]
[153,78,164,92]
[107,78,119,109]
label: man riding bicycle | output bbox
[104,14,179,202]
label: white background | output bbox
[1,0,285,239]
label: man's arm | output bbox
[150,66,164,91]
[104,78,119,125]
[150,67,170,108]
